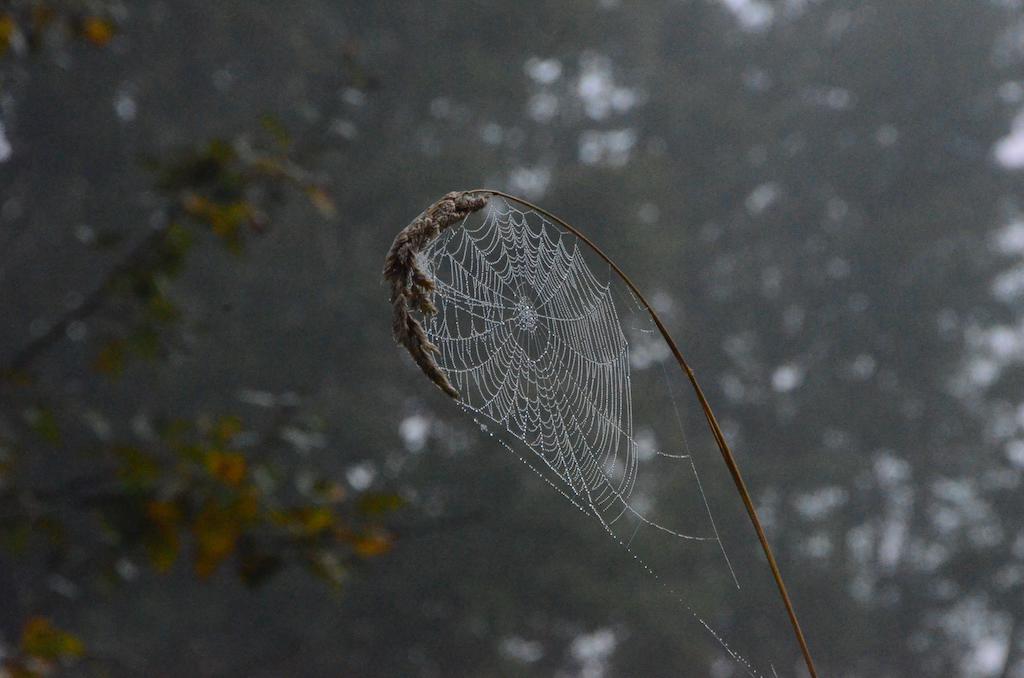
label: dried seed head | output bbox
[383,190,489,399]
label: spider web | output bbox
[420,196,773,676]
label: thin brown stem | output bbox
[464,188,819,678]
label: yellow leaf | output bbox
[307,186,336,218]
[205,451,247,487]
[147,294,180,323]
[145,524,180,573]
[93,340,125,377]
[20,617,85,660]
[212,202,252,237]
[213,416,243,444]
[260,115,292,148]
[319,481,347,504]
[357,492,404,515]
[236,487,261,521]
[116,446,159,485]
[146,500,182,571]
[192,500,241,577]
[182,193,213,219]
[302,507,335,534]
[147,500,181,526]
[352,531,393,558]
[0,15,16,56]
[81,17,114,46]
[272,506,334,536]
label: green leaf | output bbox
[93,340,126,377]
[260,114,293,148]
[145,500,181,573]
[147,294,180,324]
[24,408,60,445]
[20,617,85,660]
[115,446,159,487]
[356,492,405,515]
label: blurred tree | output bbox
[0,8,398,676]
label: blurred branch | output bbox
[1,122,334,377]
[1,225,167,375]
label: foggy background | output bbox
[2,1,1024,676]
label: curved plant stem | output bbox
[466,188,819,678]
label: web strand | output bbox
[421,197,764,675]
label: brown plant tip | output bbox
[383,190,490,399]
